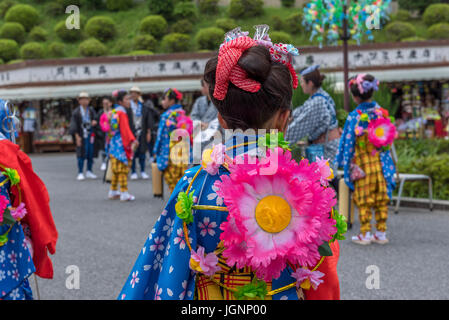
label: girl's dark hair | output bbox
[103,96,113,103]
[349,74,376,101]
[204,45,293,130]
[164,88,182,103]
[116,90,128,103]
[301,68,325,88]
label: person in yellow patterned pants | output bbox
[110,156,132,193]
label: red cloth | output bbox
[117,110,136,160]
[0,140,58,279]
[304,240,340,300]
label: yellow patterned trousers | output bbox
[163,140,189,193]
[110,156,130,192]
[353,135,389,234]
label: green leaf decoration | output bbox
[234,278,268,300]
[359,141,366,149]
[1,208,16,226]
[332,210,348,242]
[0,232,8,246]
[258,132,291,151]
[318,241,333,257]
[175,190,194,224]
[3,168,20,186]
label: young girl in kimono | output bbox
[153,88,192,193]
[336,74,396,245]
[119,26,343,300]
[0,99,58,300]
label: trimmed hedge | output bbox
[284,12,302,34]
[427,23,449,40]
[229,0,264,19]
[126,50,153,56]
[161,33,191,53]
[20,42,44,60]
[171,19,194,34]
[48,41,65,57]
[45,2,64,16]
[0,0,16,18]
[148,0,174,20]
[29,26,48,42]
[198,0,219,14]
[106,0,133,11]
[0,59,4,65]
[5,4,39,31]
[85,16,116,42]
[173,2,198,22]
[55,21,82,41]
[384,21,416,42]
[423,4,449,26]
[140,15,168,39]
[133,34,157,52]
[79,38,107,57]
[270,31,292,44]
[272,15,284,31]
[0,22,26,44]
[401,36,426,42]
[281,0,295,8]
[215,18,237,32]
[0,39,19,62]
[392,9,411,22]
[195,27,224,50]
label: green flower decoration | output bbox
[175,190,194,224]
[258,132,291,151]
[332,210,348,242]
[3,168,20,186]
[234,279,268,300]
[389,116,395,124]
[359,141,366,149]
[360,113,370,122]
[0,232,8,246]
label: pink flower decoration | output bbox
[215,147,336,281]
[10,202,27,220]
[99,113,110,133]
[355,126,364,136]
[315,156,334,187]
[367,118,396,149]
[190,246,220,276]
[0,194,9,223]
[291,268,325,290]
[176,113,193,137]
[203,144,227,175]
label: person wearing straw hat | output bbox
[129,86,152,180]
[69,92,99,181]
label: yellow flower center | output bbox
[189,258,202,273]
[202,148,213,168]
[300,279,311,290]
[255,195,292,233]
[375,127,385,138]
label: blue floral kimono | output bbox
[0,174,35,300]
[335,101,396,198]
[153,104,184,172]
[119,133,301,300]
[108,106,128,165]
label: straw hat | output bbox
[130,86,141,94]
[78,92,90,98]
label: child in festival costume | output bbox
[119,25,344,300]
[336,74,396,245]
[0,99,58,299]
[153,88,192,193]
[101,91,138,202]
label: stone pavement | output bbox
[27,153,449,300]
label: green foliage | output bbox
[269,31,292,44]
[0,39,19,62]
[373,84,400,117]
[392,9,411,22]
[29,26,48,42]
[195,27,224,50]
[198,0,219,14]
[45,1,64,16]
[401,36,426,42]
[175,190,194,224]
[55,21,83,42]
[229,0,264,19]
[384,21,416,42]
[48,41,65,58]
[423,4,449,26]
[5,4,40,31]
[427,23,449,40]
[234,279,267,300]
[398,0,443,14]
[0,0,16,18]
[215,18,237,32]
[126,50,154,56]
[271,15,284,31]
[173,2,198,22]
[161,33,191,53]
[148,0,174,20]
[6,59,24,65]
[171,19,194,34]
[284,12,302,34]
[140,15,168,39]
[85,16,117,42]
[20,42,44,60]
[395,139,449,200]
[0,22,26,44]
[106,0,133,11]
[133,34,157,52]
[79,38,107,57]
[0,59,4,65]
[281,0,295,8]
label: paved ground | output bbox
[27,153,449,300]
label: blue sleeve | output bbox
[335,112,357,191]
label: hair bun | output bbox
[238,46,272,82]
